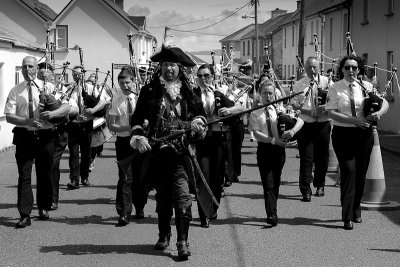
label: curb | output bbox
[380,146,400,157]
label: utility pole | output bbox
[253,0,260,75]
[163,27,169,43]
[297,0,305,79]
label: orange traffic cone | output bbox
[361,126,400,210]
[327,130,339,173]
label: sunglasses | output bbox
[344,65,358,71]
[197,73,211,78]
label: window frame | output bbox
[54,25,68,51]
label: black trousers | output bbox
[115,136,148,216]
[53,124,68,203]
[297,121,331,195]
[230,120,245,181]
[153,146,192,235]
[196,131,229,220]
[256,142,286,216]
[331,126,373,221]
[67,120,93,182]
[13,128,55,217]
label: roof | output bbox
[304,0,349,17]
[219,24,256,43]
[54,0,155,39]
[18,0,57,21]
[0,27,45,51]
[187,53,209,65]
[242,12,294,39]
[129,16,146,30]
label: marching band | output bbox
[3,30,392,260]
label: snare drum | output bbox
[92,118,112,147]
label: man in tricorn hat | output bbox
[129,44,206,260]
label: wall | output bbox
[0,0,48,46]
[53,0,147,86]
[352,0,400,133]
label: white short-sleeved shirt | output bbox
[108,90,137,137]
[249,105,279,141]
[292,75,330,123]
[4,78,59,130]
[326,79,372,127]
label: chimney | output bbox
[271,8,287,19]
[297,0,301,10]
[113,0,124,10]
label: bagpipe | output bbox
[78,47,109,118]
[345,32,394,120]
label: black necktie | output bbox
[349,83,356,117]
[28,82,34,119]
[127,97,133,116]
[265,107,273,137]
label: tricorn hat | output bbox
[150,44,196,67]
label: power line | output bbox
[169,29,229,37]
[168,0,251,33]
[147,8,242,29]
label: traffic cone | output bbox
[361,126,400,210]
[327,130,339,173]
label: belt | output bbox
[209,123,230,132]
[14,127,56,135]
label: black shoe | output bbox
[81,179,90,186]
[266,215,278,227]
[301,194,311,202]
[224,181,232,187]
[50,202,58,210]
[38,209,49,220]
[353,217,362,223]
[315,187,325,197]
[176,241,191,260]
[15,216,31,228]
[117,215,130,226]
[134,210,144,219]
[67,182,79,190]
[154,233,171,250]
[200,218,209,228]
[344,221,353,230]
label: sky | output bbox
[41,0,297,52]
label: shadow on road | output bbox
[0,203,16,210]
[0,216,17,227]
[58,197,114,205]
[39,243,182,261]
[369,248,400,253]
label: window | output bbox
[316,20,319,39]
[247,40,250,56]
[284,65,286,79]
[15,66,22,86]
[54,25,68,50]
[292,65,294,76]
[362,0,369,24]
[386,0,394,16]
[292,25,295,46]
[243,41,245,56]
[362,53,368,65]
[387,51,394,98]
[304,22,307,45]
[252,40,254,57]
[284,28,287,48]
[329,18,333,51]
[343,13,348,49]
[311,21,314,43]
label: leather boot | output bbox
[154,232,171,250]
[176,217,191,259]
[154,214,171,250]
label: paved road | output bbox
[0,134,399,266]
